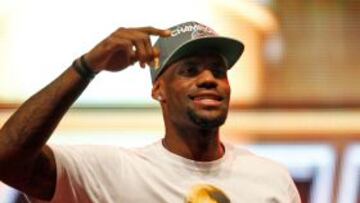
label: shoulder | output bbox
[49,141,160,166]
[225,144,301,202]
[48,144,132,169]
[225,143,301,202]
[225,143,293,181]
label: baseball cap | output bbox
[150,21,244,83]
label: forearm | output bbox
[0,64,90,166]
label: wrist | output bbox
[72,55,98,80]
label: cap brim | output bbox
[162,37,244,71]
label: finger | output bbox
[113,31,149,65]
[137,26,171,37]
[152,47,160,58]
[123,41,137,66]
[147,47,161,68]
[109,39,136,68]
[143,37,154,63]
[129,50,137,65]
[133,40,147,68]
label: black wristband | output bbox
[72,55,97,80]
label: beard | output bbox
[186,107,228,129]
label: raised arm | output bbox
[0,26,170,200]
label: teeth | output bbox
[195,96,219,100]
[199,97,215,100]
[190,94,222,101]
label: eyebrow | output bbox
[183,60,200,66]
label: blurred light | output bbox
[264,33,284,66]
[337,144,360,203]
[215,0,278,33]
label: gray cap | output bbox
[150,21,244,83]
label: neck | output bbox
[163,124,224,161]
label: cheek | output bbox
[164,85,188,107]
[221,81,231,97]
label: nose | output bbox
[196,69,218,89]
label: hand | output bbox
[83,26,171,72]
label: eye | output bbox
[211,68,227,78]
[186,66,199,75]
[179,63,200,77]
[209,62,227,78]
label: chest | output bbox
[100,162,290,203]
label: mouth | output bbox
[189,92,223,107]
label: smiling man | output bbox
[0,21,301,203]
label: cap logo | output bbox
[171,23,217,38]
[191,26,217,39]
[150,21,243,84]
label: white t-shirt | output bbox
[29,141,301,203]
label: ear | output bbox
[151,79,165,102]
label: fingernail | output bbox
[154,57,160,69]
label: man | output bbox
[0,21,301,202]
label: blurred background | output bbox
[0,0,359,202]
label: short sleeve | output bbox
[27,145,126,203]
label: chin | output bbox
[187,109,228,129]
